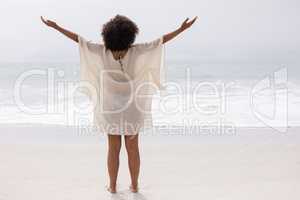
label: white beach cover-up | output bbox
[78,35,166,135]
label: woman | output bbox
[41,14,197,193]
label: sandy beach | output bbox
[0,124,299,200]
[1,0,299,199]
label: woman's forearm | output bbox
[163,27,184,44]
[53,24,79,43]
[163,17,198,44]
[41,17,78,43]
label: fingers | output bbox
[183,17,189,24]
[191,16,198,23]
[188,16,198,24]
[182,16,198,28]
[41,16,48,25]
[184,16,198,28]
[41,16,45,23]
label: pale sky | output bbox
[0,0,299,63]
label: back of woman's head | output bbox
[101,15,139,51]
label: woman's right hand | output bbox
[40,16,79,43]
[41,16,57,28]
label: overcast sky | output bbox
[0,0,299,63]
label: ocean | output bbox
[0,62,299,130]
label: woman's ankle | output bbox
[130,183,138,193]
[109,184,117,193]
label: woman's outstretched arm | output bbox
[163,16,198,44]
[41,16,79,43]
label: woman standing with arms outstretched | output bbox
[41,15,197,193]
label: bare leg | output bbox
[125,134,140,193]
[107,134,122,193]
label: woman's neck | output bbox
[111,49,128,60]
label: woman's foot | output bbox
[129,185,138,193]
[106,186,117,194]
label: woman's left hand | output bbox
[180,16,198,31]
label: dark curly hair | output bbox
[101,15,139,51]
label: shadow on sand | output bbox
[110,191,148,200]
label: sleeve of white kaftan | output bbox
[78,35,103,100]
[134,36,166,92]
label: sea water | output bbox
[0,62,299,130]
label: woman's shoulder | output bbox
[78,35,105,54]
[131,37,163,52]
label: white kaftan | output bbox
[78,35,166,135]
